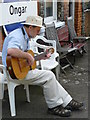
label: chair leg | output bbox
[81,46,87,53]
[65,58,74,69]
[24,85,30,102]
[55,65,60,80]
[0,73,6,99]
[7,81,17,116]
[60,65,66,74]
[2,81,7,99]
[77,46,86,56]
[0,83,4,99]
[2,83,5,99]
[72,52,76,65]
[78,49,83,56]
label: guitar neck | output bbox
[34,48,54,61]
[34,52,46,61]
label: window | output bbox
[44,1,53,17]
[38,0,57,23]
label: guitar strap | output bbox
[21,27,29,50]
[21,27,25,36]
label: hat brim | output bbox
[21,22,43,28]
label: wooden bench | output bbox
[57,25,87,55]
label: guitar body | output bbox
[6,48,54,80]
[6,50,36,80]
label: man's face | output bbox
[29,26,41,38]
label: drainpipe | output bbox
[69,0,75,23]
[69,0,72,17]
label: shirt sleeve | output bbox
[7,36,22,50]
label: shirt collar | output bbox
[22,27,30,41]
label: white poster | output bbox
[3,0,30,3]
[0,1,37,26]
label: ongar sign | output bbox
[9,5,27,16]
[0,1,37,25]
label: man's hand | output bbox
[7,48,35,66]
[43,51,51,60]
[26,53,35,66]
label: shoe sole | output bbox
[48,110,71,117]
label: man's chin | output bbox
[33,35,37,38]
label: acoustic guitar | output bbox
[6,48,54,80]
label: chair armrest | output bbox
[33,35,57,53]
[60,40,70,43]
[54,52,59,58]
[68,47,77,52]
[34,41,50,49]
[0,64,7,80]
[74,36,90,40]
[0,64,6,71]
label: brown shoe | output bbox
[48,105,71,117]
[65,99,84,111]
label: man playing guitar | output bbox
[2,15,83,117]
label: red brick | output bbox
[74,1,82,36]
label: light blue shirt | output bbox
[2,27,30,67]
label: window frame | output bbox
[44,0,57,24]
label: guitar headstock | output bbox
[47,48,54,54]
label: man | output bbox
[2,16,83,117]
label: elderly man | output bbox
[2,15,83,117]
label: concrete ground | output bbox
[1,43,89,119]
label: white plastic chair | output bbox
[0,52,7,99]
[0,63,30,116]
[2,24,31,116]
[0,51,30,116]
[31,35,60,80]
[0,71,7,100]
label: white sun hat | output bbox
[22,16,43,28]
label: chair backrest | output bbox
[3,22,24,36]
[67,16,77,40]
[36,38,51,53]
[32,35,55,52]
[57,25,69,47]
[45,23,61,52]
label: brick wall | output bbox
[74,1,82,36]
[57,1,69,22]
[85,10,90,36]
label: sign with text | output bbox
[4,0,29,2]
[0,1,37,26]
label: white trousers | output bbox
[24,69,72,108]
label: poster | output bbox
[4,0,30,2]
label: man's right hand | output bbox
[7,48,35,66]
[26,53,35,66]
